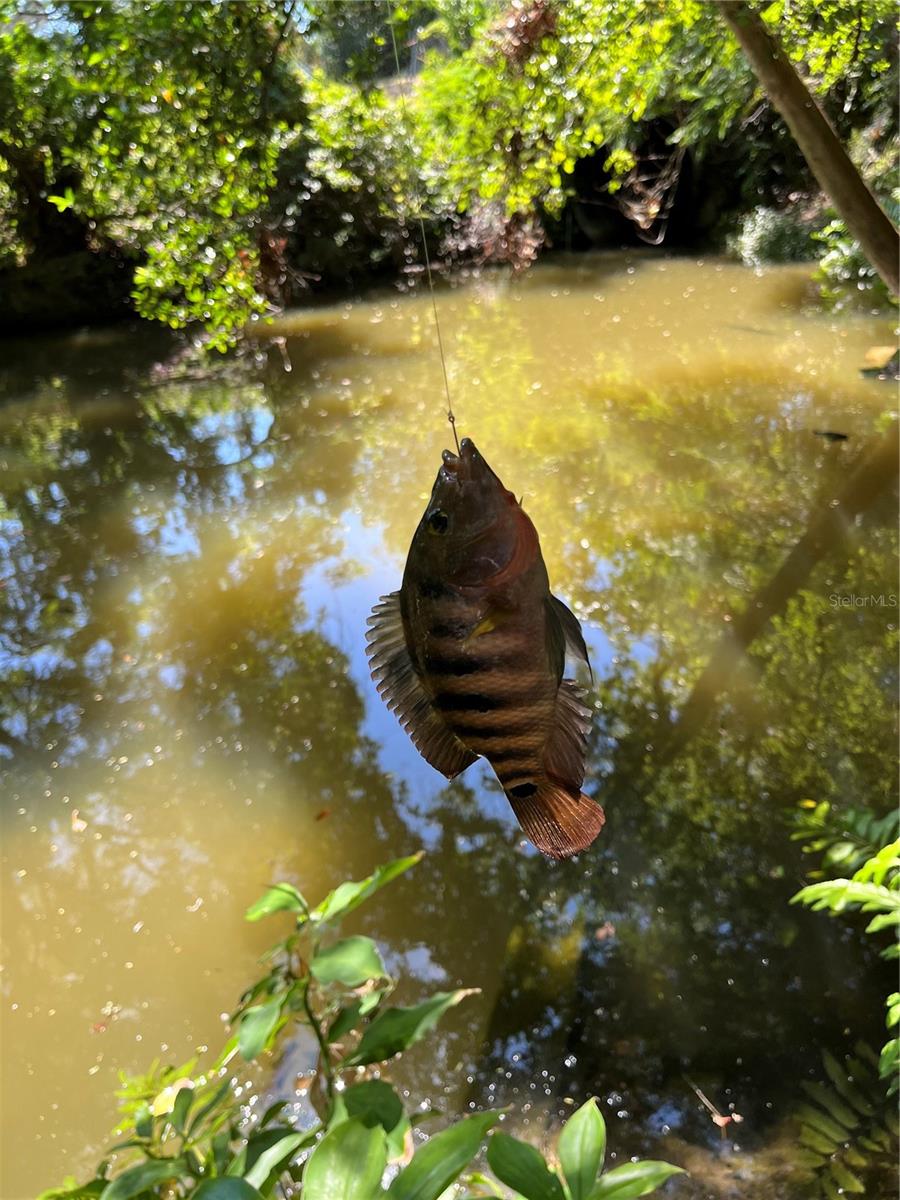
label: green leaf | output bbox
[800,1081,858,1128]
[590,1161,685,1199]
[47,188,75,212]
[100,1160,186,1200]
[303,1119,387,1200]
[821,1051,874,1116]
[487,1132,566,1200]
[193,1183,264,1200]
[244,1131,307,1188]
[187,1078,231,1135]
[245,883,308,922]
[559,1099,607,1200]
[343,989,476,1066]
[311,937,387,988]
[238,995,283,1061]
[340,1080,410,1160]
[827,1160,865,1194]
[170,1084,193,1133]
[314,854,423,924]
[388,1110,500,1200]
[38,1183,106,1200]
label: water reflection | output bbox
[1,254,896,1198]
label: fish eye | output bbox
[427,509,449,534]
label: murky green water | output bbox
[1,254,897,1199]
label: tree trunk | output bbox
[719,0,899,296]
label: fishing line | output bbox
[386,4,460,454]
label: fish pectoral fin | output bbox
[543,679,592,790]
[366,591,477,780]
[546,594,593,681]
[507,782,604,860]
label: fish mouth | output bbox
[440,437,478,482]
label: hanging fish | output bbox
[366,438,604,860]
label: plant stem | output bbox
[301,981,336,1115]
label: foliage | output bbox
[729,205,821,267]
[3,0,899,342]
[792,801,900,879]
[789,1041,899,1199]
[0,0,303,347]
[794,840,900,1094]
[39,856,683,1200]
[415,0,897,253]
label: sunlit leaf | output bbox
[387,1110,500,1200]
[238,994,283,1061]
[487,1131,566,1200]
[243,1131,307,1188]
[559,1098,607,1200]
[303,1118,387,1200]
[313,854,423,924]
[245,883,309,922]
[99,1159,187,1200]
[311,936,387,987]
[342,989,477,1066]
[589,1160,685,1198]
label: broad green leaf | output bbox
[238,995,283,1061]
[342,1080,410,1160]
[38,1183,106,1200]
[244,1131,307,1188]
[559,1099,607,1200]
[100,1159,186,1200]
[388,1110,500,1200]
[314,855,423,924]
[590,1160,685,1198]
[343,989,476,1066]
[170,1083,193,1133]
[193,1182,263,1200]
[311,936,387,987]
[487,1132,566,1200]
[245,883,308,922]
[303,1118,387,1200]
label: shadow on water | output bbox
[0,254,897,1198]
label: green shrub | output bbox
[39,855,684,1200]
[729,205,821,267]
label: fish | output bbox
[366,437,604,860]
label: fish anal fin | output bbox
[543,679,592,791]
[546,594,593,681]
[366,591,477,780]
[508,782,604,860]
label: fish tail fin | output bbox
[507,782,605,860]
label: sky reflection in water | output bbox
[0,253,897,1198]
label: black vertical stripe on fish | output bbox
[484,745,538,764]
[422,653,485,677]
[428,620,471,639]
[433,692,505,713]
[417,578,457,600]
[446,717,543,742]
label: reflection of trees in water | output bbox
[1,314,897,1190]
[465,450,898,1174]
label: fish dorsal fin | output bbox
[545,594,593,681]
[366,592,477,780]
[543,679,592,791]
